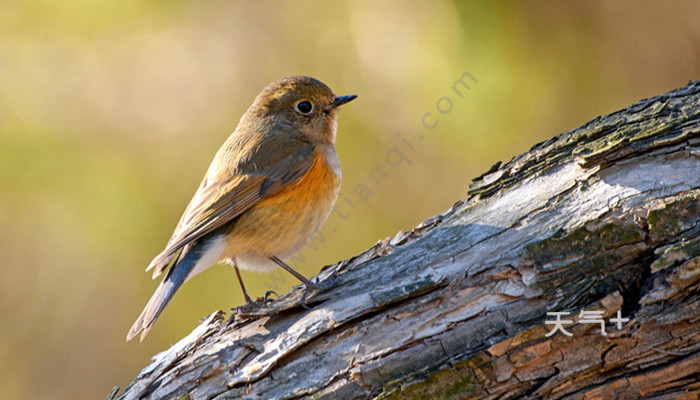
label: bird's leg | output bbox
[233,264,254,305]
[269,255,335,305]
[269,255,320,288]
[233,263,279,316]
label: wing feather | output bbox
[147,136,316,278]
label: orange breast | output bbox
[262,151,338,211]
[224,148,341,258]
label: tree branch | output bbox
[112,80,700,400]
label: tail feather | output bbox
[146,247,180,279]
[127,249,196,341]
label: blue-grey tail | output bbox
[127,246,199,341]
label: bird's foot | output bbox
[255,290,278,303]
[299,270,338,307]
[235,290,278,315]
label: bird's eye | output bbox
[295,100,313,115]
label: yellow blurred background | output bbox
[1,1,698,398]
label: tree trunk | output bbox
[111,81,700,400]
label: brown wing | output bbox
[146,136,316,278]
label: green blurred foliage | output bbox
[0,1,698,398]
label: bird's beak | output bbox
[329,95,357,109]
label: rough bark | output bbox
[111,81,700,400]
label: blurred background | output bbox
[1,1,698,398]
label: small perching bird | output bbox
[127,76,356,341]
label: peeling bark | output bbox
[111,81,700,400]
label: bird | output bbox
[127,76,356,341]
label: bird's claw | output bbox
[258,290,278,303]
[234,291,278,315]
[313,270,338,289]
[299,270,338,307]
